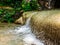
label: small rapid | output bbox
[0,12,44,45]
[14,12,44,45]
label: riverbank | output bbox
[0,23,20,30]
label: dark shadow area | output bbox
[54,0,60,9]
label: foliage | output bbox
[21,0,39,11]
[0,0,22,11]
[30,0,39,10]
[0,0,40,23]
[0,0,22,23]
[0,0,39,11]
[0,9,15,23]
[21,0,32,11]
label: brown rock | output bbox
[15,12,34,25]
[30,10,60,45]
[15,16,25,25]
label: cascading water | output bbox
[14,12,44,45]
[0,12,44,45]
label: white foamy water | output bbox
[23,33,44,45]
[5,12,44,45]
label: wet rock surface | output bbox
[30,10,60,45]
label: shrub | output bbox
[0,9,15,23]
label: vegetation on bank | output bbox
[0,0,39,23]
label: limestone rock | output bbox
[30,10,60,45]
[15,11,35,25]
[15,16,25,25]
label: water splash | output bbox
[13,12,44,45]
[2,12,44,45]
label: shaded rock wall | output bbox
[54,0,60,8]
[38,0,60,10]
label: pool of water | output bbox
[0,23,23,45]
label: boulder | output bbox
[30,10,60,45]
[15,15,26,25]
[15,12,35,25]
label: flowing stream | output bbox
[0,12,44,45]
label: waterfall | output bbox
[14,12,38,34]
[7,12,44,45]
